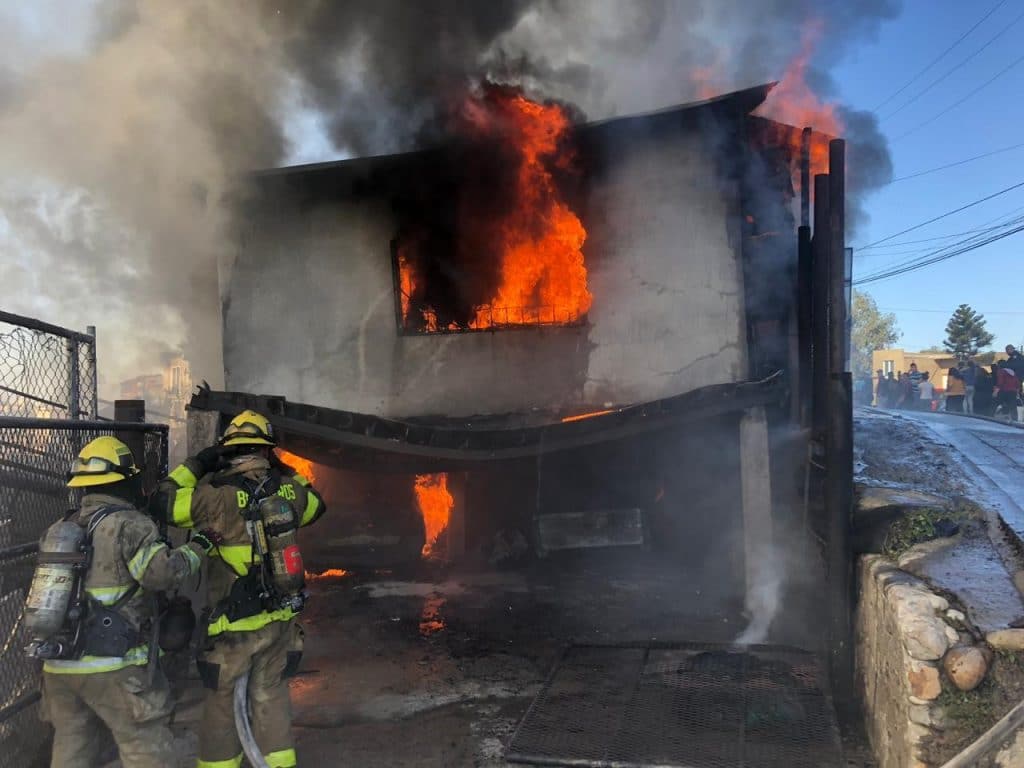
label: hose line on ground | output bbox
[233,671,271,768]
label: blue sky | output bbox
[834,0,1024,352]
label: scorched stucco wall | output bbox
[222,125,748,418]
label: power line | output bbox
[880,307,1024,315]
[887,141,1024,183]
[882,7,1024,121]
[871,0,1006,112]
[857,212,1024,278]
[894,50,1024,141]
[857,208,1024,256]
[854,221,1024,284]
[855,179,1024,249]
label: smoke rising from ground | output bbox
[0,0,898,393]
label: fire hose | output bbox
[233,671,271,768]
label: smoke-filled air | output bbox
[0,0,898,394]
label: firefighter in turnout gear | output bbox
[153,410,326,768]
[30,437,217,768]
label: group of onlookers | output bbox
[873,345,1024,422]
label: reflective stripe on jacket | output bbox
[157,455,326,636]
[43,493,204,674]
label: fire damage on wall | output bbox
[184,83,858,767]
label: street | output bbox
[885,410,1024,546]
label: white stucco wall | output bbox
[222,126,748,418]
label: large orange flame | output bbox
[276,449,317,484]
[755,22,843,191]
[414,473,453,557]
[398,85,591,331]
[689,22,842,196]
[463,90,591,329]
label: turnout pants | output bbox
[195,619,304,768]
[41,666,175,768]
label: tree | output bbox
[943,304,994,361]
[851,289,901,376]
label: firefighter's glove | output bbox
[195,445,226,475]
[190,529,223,556]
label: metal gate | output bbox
[507,642,843,768]
[0,310,98,420]
[0,418,168,768]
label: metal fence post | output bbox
[86,326,97,418]
[67,338,80,420]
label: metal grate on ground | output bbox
[507,642,843,768]
[0,419,168,768]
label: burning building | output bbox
[194,82,839,635]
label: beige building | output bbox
[871,348,1008,393]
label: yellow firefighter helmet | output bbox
[219,410,277,447]
[67,436,141,488]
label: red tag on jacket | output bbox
[283,545,304,576]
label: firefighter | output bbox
[152,410,326,768]
[30,436,218,768]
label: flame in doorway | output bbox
[414,473,453,557]
[276,448,317,484]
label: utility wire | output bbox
[858,206,1024,254]
[855,222,1024,284]
[894,50,1024,141]
[887,141,1024,184]
[880,307,1024,315]
[855,179,1024,249]
[858,212,1024,277]
[882,7,1024,121]
[871,0,1006,112]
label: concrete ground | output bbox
[144,549,768,767]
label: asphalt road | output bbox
[885,409,1024,545]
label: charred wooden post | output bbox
[187,409,221,457]
[114,399,146,473]
[828,140,848,375]
[811,174,830,435]
[797,225,813,426]
[825,139,854,715]
[800,127,811,227]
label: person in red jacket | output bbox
[995,365,1020,421]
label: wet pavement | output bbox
[856,408,1024,633]
[887,409,1024,545]
[121,549,780,767]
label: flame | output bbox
[755,22,843,192]
[414,473,453,557]
[689,23,842,198]
[398,84,592,331]
[560,408,616,423]
[305,568,348,581]
[276,449,317,484]
[419,594,446,636]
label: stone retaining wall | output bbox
[856,554,1023,767]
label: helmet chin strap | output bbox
[227,454,270,472]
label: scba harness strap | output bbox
[78,505,147,659]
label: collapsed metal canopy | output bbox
[188,373,783,470]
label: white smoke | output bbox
[0,0,898,395]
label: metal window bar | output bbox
[398,298,586,335]
[0,312,98,420]
[0,418,168,768]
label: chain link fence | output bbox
[0,311,97,420]
[0,419,168,768]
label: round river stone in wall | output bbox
[943,645,989,692]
